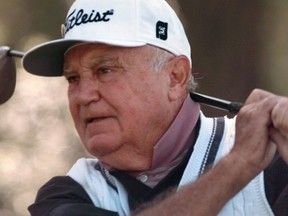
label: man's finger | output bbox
[272,97,288,132]
[270,127,288,164]
[244,89,275,105]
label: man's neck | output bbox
[128,95,200,187]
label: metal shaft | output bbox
[8,49,25,58]
[190,92,243,114]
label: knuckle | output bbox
[272,97,288,129]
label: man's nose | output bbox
[74,78,101,105]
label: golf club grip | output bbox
[190,92,243,114]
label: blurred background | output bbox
[0,0,288,215]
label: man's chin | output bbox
[84,137,122,158]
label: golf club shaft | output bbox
[8,49,25,58]
[190,92,243,114]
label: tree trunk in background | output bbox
[179,0,264,116]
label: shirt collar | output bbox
[151,95,200,169]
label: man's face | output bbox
[64,44,175,171]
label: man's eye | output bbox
[98,67,112,74]
[66,76,79,83]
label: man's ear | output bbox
[167,56,191,101]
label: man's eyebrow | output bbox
[87,56,120,67]
[63,56,121,75]
[63,67,74,76]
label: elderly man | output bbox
[22,0,288,215]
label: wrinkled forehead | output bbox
[64,42,170,61]
[63,43,159,70]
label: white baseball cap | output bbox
[22,0,191,76]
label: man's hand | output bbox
[232,89,288,180]
[270,93,288,163]
[137,89,288,216]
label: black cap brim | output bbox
[22,39,86,76]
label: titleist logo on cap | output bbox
[64,9,114,35]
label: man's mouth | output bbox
[86,117,109,124]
